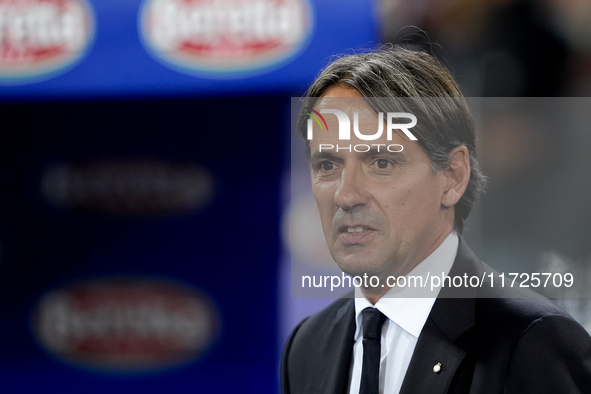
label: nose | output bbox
[334,166,369,211]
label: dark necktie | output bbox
[360,307,387,394]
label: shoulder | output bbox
[473,259,583,336]
[284,295,354,352]
[450,238,580,332]
[473,285,586,352]
[465,292,591,393]
[465,258,588,346]
[476,264,571,325]
[281,295,355,394]
[460,256,591,391]
[502,305,591,392]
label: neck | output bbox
[360,226,455,304]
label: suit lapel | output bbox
[399,315,467,394]
[400,237,481,394]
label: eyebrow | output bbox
[309,147,407,163]
[309,151,339,163]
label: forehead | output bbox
[314,86,372,117]
[308,88,412,154]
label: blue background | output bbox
[0,0,378,392]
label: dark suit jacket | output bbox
[282,238,591,393]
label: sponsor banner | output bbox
[32,277,220,373]
[139,0,313,77]
[0,0,377,97]
[41,159,214,216]
[0,0,95,83]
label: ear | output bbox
[441,146,471,208]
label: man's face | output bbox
[309,86,453,281]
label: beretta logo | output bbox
[0,0,95,83]
[139,0,313,77]
[41,159,214,216]
[32,277,220,373]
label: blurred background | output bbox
[1,0,591,392]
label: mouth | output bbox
[337,224,375,234]
[346,226,368,233]
[337,224,376,245]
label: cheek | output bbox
[384,176,441,229]
[388,190,415,225]
[312,184,336,227]
[406,180,444,227]
[312,182,335,209]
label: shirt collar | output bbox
[354,231,459,339]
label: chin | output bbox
[334,256,386,277]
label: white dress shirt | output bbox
[348,231,459,394]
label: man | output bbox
[282,47,591,393]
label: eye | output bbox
[375,159,390,169]
[321,161,335,171]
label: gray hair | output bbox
[298,46,486,233]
